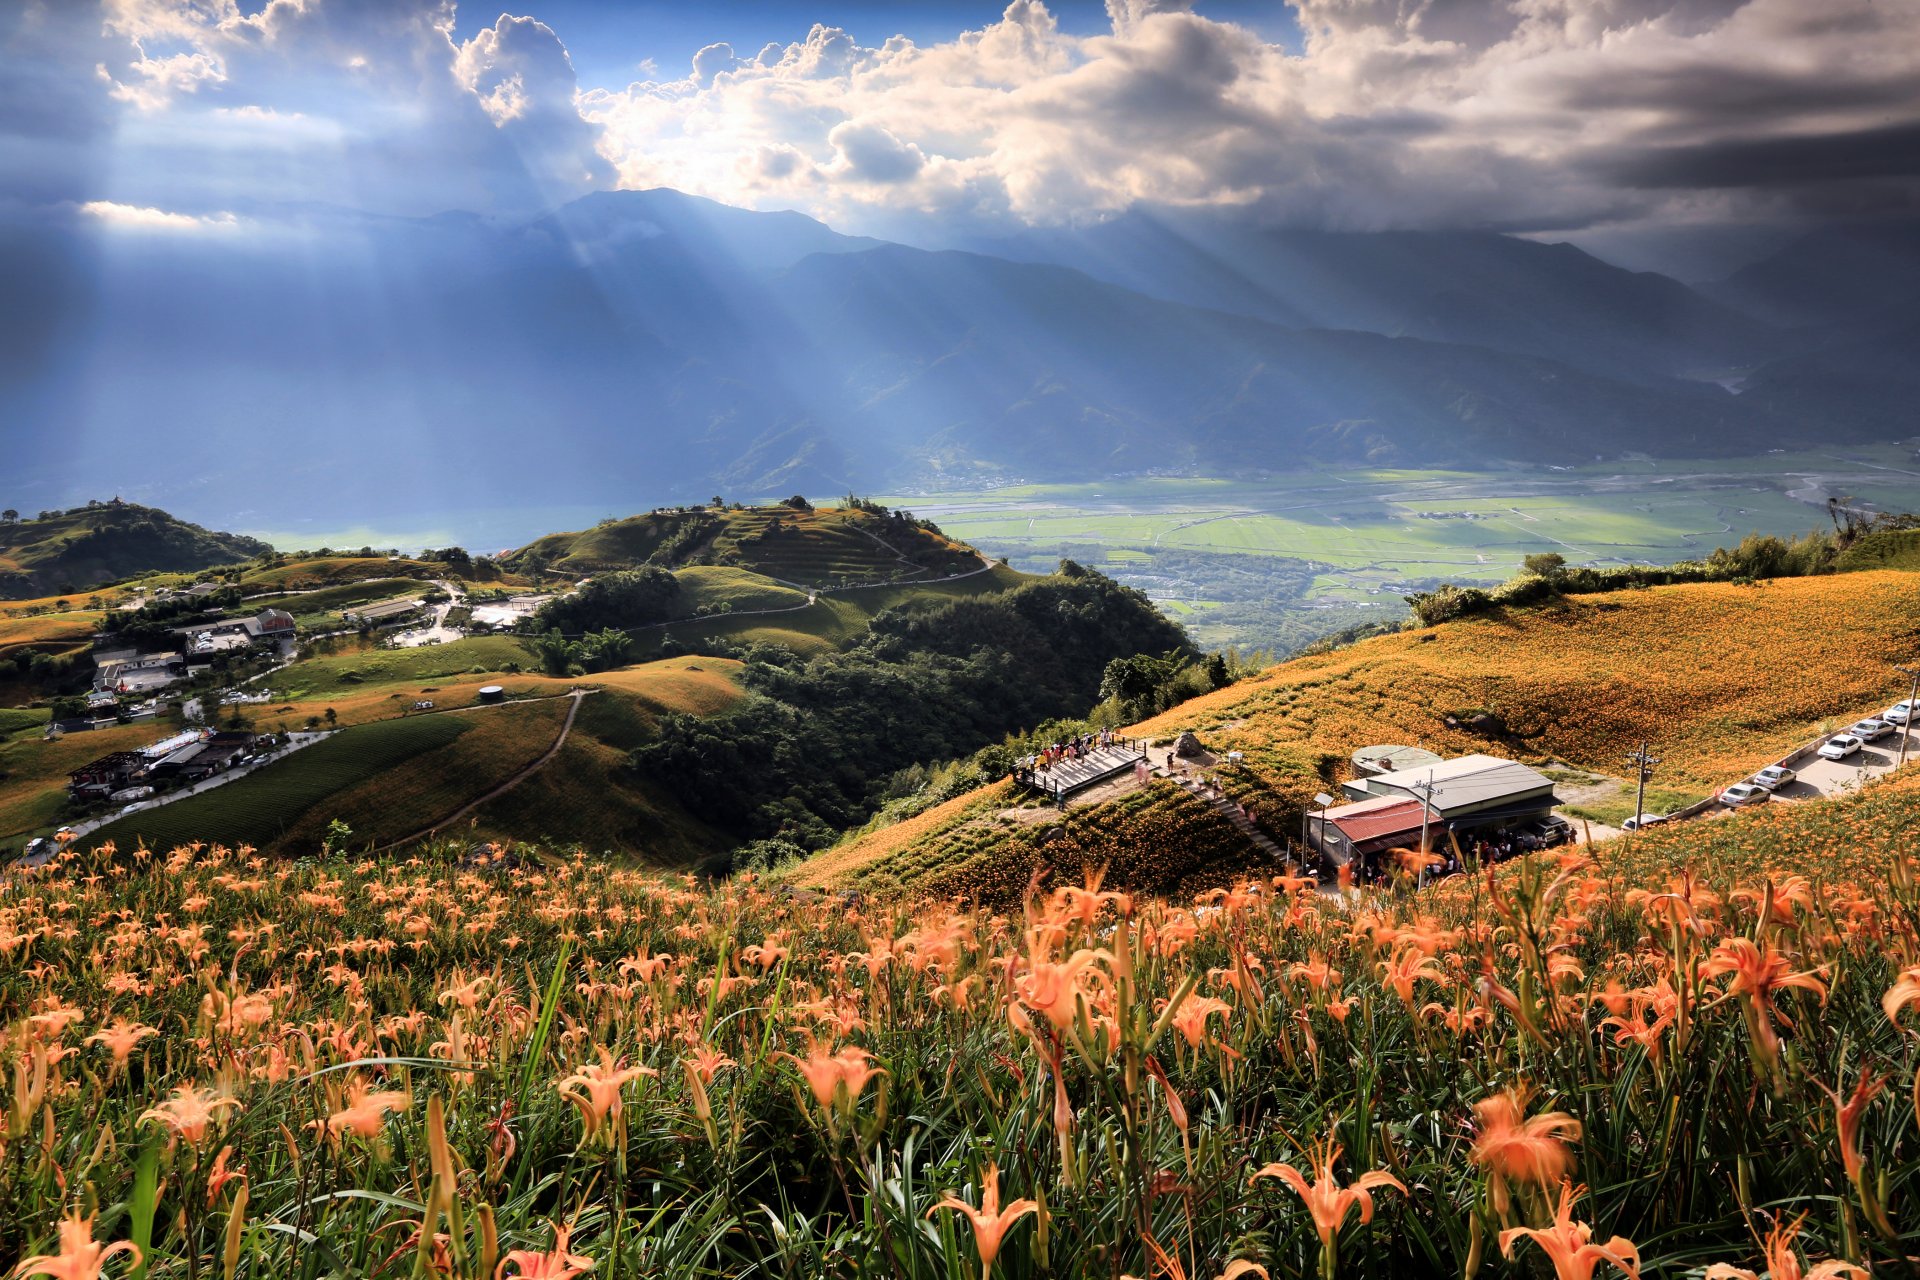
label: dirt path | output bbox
[369,689,592,852]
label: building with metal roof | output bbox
[1307,795,1435,866]
[1341,752,1557,830]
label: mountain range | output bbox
[5,191,1917,523]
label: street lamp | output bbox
[1898,666,1920,772]
[1626,741,1661,831]
[1310,791,1333,869]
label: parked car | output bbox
[1621,814,1668,832]
[1519,816,1573,847]
[1819,733,1864,761]
[1885,701,1918,726]
[1751,765,1796,792]
[1847,717,1893,742]
[1720,782,1770,807]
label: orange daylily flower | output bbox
[782,1044,885,1121]
[311,1081,411,1144]
[140,1084,239,1147]
[557,1050,656,1140]
[1499,1183,1640,1280]
[495,1220,594,1280]
[12,1210,141,1280]
[1702,1214,1867,1280]
[1470,1086,1582,1215]
[1250,1139,1405,1279]
[926,1162,1039,1280]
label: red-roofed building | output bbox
[1308,795,1433,866]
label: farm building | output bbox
[1307,795,1434,866]
[67,752,149,799]
[243,608,297,641]
[345,599,422,626]
[1341,752,1558,835]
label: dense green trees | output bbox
[529,568,680,636]
[631,567,1191,850]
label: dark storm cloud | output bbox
[1592,122,1920,191]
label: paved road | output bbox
[391,580,465,648]
[1773,728,1914,802]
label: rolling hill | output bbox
[0,501,268,599]
[795,567,1920,897]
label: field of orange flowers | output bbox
[1129,571,1920,795]
[7,766,1920,1278]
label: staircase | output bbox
[1160,766,1295,868]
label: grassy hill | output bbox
[507,503,981,587]
[801,568,1920,896]
[0,501,268,599]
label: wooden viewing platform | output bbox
[1019,740,1148,803]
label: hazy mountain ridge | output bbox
[5,191,1916,521]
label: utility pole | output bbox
[1411,771,1438,888]
[1626,741,1661,830]
[1899,666,1920,771]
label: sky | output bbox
[2,0,1918,260]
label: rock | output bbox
[1174,731,1205,758]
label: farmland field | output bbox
[273,634,533,698]
[880,445,1920,649]
[85,713,472,853]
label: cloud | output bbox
[78,198,238,231]
[6,0,1919,236]
[580,0,1920,235]
[8,0,609,217]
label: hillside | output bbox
[801,568,1920,895]
[0,501,268,599]
[506,502,980,587]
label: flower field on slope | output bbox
[8,774,1920,1279]
[1134,571,1920,789]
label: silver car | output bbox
[1751,765,1796,792]
[1847,718,1893,742]
[1720,782,1770,807]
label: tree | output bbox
[323,707,338,728]
[1523,552,1567,578]
[0,509,16,524]
[782,495,813,511]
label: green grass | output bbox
[1561,786,1707,828]
[0,708,49,739]
[87,714,472,853]
[1838,528,1920,572]
[672,566,810,616]
[635,563,1025,658]
[274,636,531,698]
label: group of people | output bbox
[1344,825,1563,885]
[1013,728,1127,785]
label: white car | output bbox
[1720,782,1770,807]
[1621,814,1668,832]
[1885,701,1918,726]
[1819,734,1864,762]
[1751,765,1796,792]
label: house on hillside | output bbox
[1307,795,1434,868]
[1340,752,1558,838]
[243,608,296,642]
